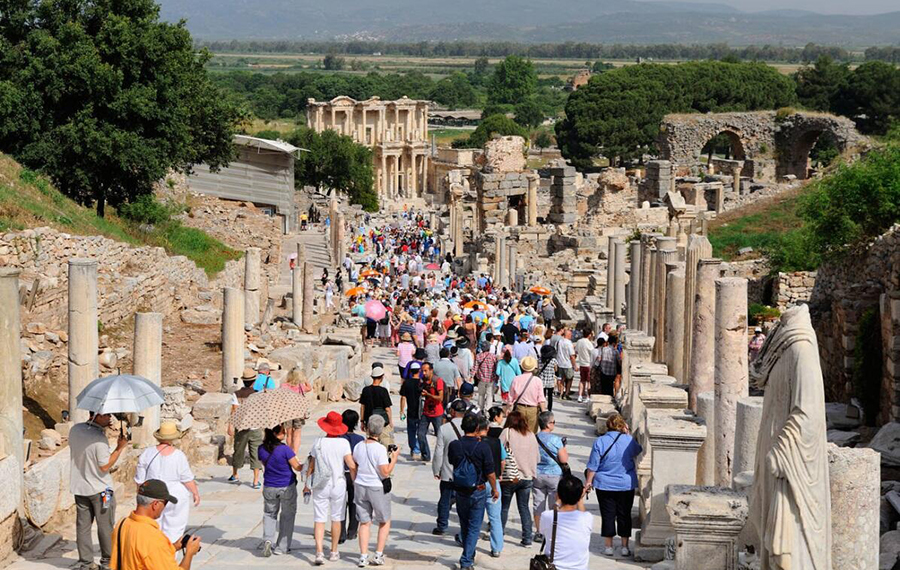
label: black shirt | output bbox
[399,378,422,419]
[500,322,519,346]
[448,435,495,493]
[360,384,392,424]
[482,433,503,478]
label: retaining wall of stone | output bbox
[774,271,816,309]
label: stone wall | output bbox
[773,271,816,309]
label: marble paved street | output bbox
[9,348,648,570]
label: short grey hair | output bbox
[367,414,385,436]
[538,411,555,430]
[136,494,156,507]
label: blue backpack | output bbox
[450,424,478,490]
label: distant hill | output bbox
[158,0,900,45]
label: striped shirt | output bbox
[475,351,498,384]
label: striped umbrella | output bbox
[232,387,311,431]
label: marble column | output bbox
[828,445,879,570]
[493,234,504,284]
[695,391,716,486]
[244,247,261,327]
[497,235,508,288]
[133,313,163,447]
[455,204,464,257]
[507,242,517,292]
[665,485,749,570]
[714,277,749,486]
[527,175,538,227]
[689,258,722,411]
[302,245,315,334]
[622,332,654,411]
[682,235,712,388]
[222,286,245,393]
[0,269,25,474]
[614,238,626,320]
[507,208,518,227]
[292,244,304,328]
[732,396,763,486]
[606,237,617,311]
[665,264,686,383]
[68,259,99,423]
[639,233,662,334]
[628,241,642,328]
[653,238,677,362]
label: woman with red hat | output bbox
[305,411,358,565]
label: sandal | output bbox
[251,482,261,490]
[227,475,239,483]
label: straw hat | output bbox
[317,411,348,436]
[401,332,413,342]
[154,421,185,442]
[520,356,538,372]
[241,367,257,380]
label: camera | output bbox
[387,444,398,453]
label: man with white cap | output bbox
[360,364,394,446]
[748,326,766,362]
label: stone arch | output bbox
[775,114,866,179]
[700,129,746,162]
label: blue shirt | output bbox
[536,432,565,476]
[257,444,297,488]
[448,435,495,492]
[253,374,276,392]
[585,432,642,491]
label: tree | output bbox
[428,72,477,109]
[287,127,377,211]
[592,61,615,73]
[534,131,553,153]
[794,56,850,112]
[454,114,528,149]
[323,53,345,70]
[471,56,490,86]
[487,56,537,106]
[832,61,900,135]
[0,0,242,216]
[514,99,544,128]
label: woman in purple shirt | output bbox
[257,425,305,557]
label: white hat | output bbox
[755,327,763,333]
[371,365,385,378]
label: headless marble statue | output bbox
[748,304,831,570]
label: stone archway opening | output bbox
[701,130,746,164]
[794,130,841,178]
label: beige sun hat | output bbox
[241,367,257,380]
[520,356,538,372]
[154,421,185,442]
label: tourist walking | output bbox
[431,400,467,535]
[574,329,594,403]
[532,411,568,544]
[229,369,263,488]
[449,414,498,570]
[399,362,423,459]
[508,356,547,433]
[474,339,499,411]
[133,421,200,543]
[748,326,766,361]
[555,328,576,399]
[340,411,365,544]
[282,367,312,455]
[495,347,521,403]
[595,337,618,397]
[500,409,538,546]
[484,406,508,557]
[359,364,394,446]
[396,332,417,379]
[538,345,558,411]
[70,411,128,570]
[538,476,593,570]
[584,414,642,557]
[416,362,445,462]
[352,416,400,567]
[258,424,304,556]
[305,412,357,565]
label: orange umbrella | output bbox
[345,286,365,297]
[529,286,552,296]
[463,300,489,310]
[360,269,380,278]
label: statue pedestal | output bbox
[665,485,748,570]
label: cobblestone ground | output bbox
[9,352,649,570]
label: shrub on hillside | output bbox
[118,195,174,226]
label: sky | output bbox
[724,0,897,14]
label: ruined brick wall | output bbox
[773,271,816,309]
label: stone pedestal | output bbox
[606,237,617,311]
[665,485,749,570]
[635,410,708,562]
[635,379,687,522]
[695,392,716,486]
[622,332,654,409]
[713,277,748,486]
[653,238,677,362]
[689,259,721,412]
[292,244,304,328]
[731,397,763,486]
[828,444,879,570]
[507,243,517,291]
[614,239,627,319]
[222,286,245,393]
[506,208,518,227]
[0,269,25,479]
[68,259,99,423]
[628,241,642,327]
[301,245,314,333]
[244,247,261,327]
[665,265,686,383]
[682,236,712,391]
[626,361,667,428]
[133,313,163,447]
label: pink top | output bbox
[508,372,547,407]
[397,342,416,367]
[414,322,427,346]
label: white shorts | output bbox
[313,479,347,523]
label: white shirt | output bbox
[540,510,594,570]
[353,441,389,488]
[311,436,352,485]
[556,338,575,369]
[575,338,594,368]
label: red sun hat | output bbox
[317,411,348,436]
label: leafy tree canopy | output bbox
[428,72,477,110]
[452,114,528,149]
[794,55,850,113]
[487,55,537,106]
[514,99,544,128]
[0,0,243,216]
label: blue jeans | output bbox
[500,479,534,544]
[417,415,442,461]
[436,480,455,532]
[485,480,503,554]
[456,487,487,568]
[406,417,420,455]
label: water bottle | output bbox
[303,488,311,505]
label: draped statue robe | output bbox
[749,304,831,570]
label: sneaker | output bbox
[533,532,545,544]
[490,550,501,558]
[251,482,261,490]
[520,540,533,548]
[227,475,239,483]
[329,552,340,562]
[371,552,385,566]
[620,546,631,557]
[357,554,369,567]
[577,396,584,403]
[432,528,446,536]
[314,553,325,566]
[454,534,463,547]
[603,546,614,556]
[262,541,272,558]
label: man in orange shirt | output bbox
[111,480,201,570]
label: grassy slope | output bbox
[0,153,240,276]
[707,186,805,261]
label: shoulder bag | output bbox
[536,433,571,477]
[586,432,623,483]
[511,373,537,408]
[364,441,392,494]
[499,429,521,485]
[309,438,333,491]
[529,508,558,570]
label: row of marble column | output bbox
[491,233,518,290]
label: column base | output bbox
[633,531,667,563]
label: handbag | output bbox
[308,438,333,491]
[499,430,521,485]
[529,508,558,570]
[364,441,392,494]
[536,433,571,477]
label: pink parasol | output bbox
[364,299,387,321]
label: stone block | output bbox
[0,455,21,519]
[24,451,63,526]
[866,421,900,466]
[191,392,233,425]
[665,485,748,570]
[829,444,879,570]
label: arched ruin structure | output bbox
[657,111,865,180]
